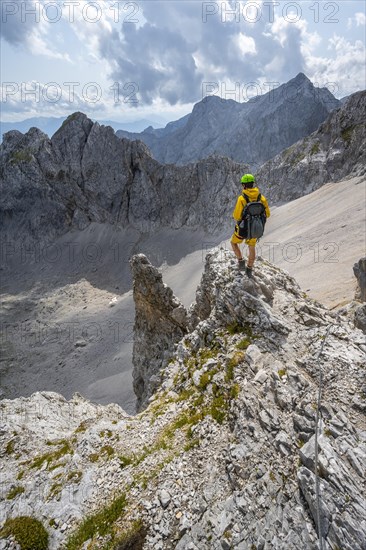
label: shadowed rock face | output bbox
[0,112,245,245]
[130,254,189,411]
[117,73,340,167]
[257,91,366,202]
[353,257,366,333]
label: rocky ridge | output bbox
[0,250,365,549]
[257,91,366,202]
[0,114,245,245]
[117,73,340,168]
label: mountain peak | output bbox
[292,72,311,85]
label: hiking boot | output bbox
[246,266,253,278]
[238,259,246,271]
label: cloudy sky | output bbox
[1,0,365,124]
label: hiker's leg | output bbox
[230,233,244,260]
[245,238,257,267]
[231,242,243,260]
[248,245,256,267]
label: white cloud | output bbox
[235,33,257,56]
[355,12,366,26]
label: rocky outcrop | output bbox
[257,91,366,202]
[130,254,189,410]
[0,113,245,244]
[353,257,366,333]
[353,257,366,302]
[1,250,365,549]
[117,73,340,167]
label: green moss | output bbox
[74,421,88,434]
[31,440,73,470]
[49,482,63,499]
[48,461,67,472]
[310,142,320,155]
[291,152,306,165]
[67,470,82,483]
[89,453,99,463]
[236,338,251,350]
[0,517,49,550]
[197,371,212,390]
[119,455,134,469]
[269,471,276,482]
[10,149,33,165]
[341,126,354,143]
[5,439,16,454]
[278,369,287,378]
[66,494,127,550]
[227,321,254,337]
[210,395,227,424]
[324,428,332,438]
[297,439,305,448]
[230,383,240,399]
[49,518,56,528]
[227,352,245,372]
[100,430,113,438]
[17,470,24,481]
[101,445,115,458]
[7,485,25,500]
[184,438,200,452]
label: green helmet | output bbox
[241,174,255,184]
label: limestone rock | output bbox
[130,254,189,410]
[257,90,366,202]
[353,257,366,302]
[1,249,365,550]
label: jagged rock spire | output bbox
[130,254,188,410]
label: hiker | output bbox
[230,174,270,278]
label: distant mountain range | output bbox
[117,73,341,167]
[1,88,364,249]
[0,115,166,142]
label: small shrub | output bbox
[89,453,99,463]
[0,517,49,550]
[278,369,287,378]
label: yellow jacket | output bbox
[232,187,270,221]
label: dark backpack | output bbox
[238,192,266,239]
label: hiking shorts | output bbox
[231,225,257,246]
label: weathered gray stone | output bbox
[257,91,366,203]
